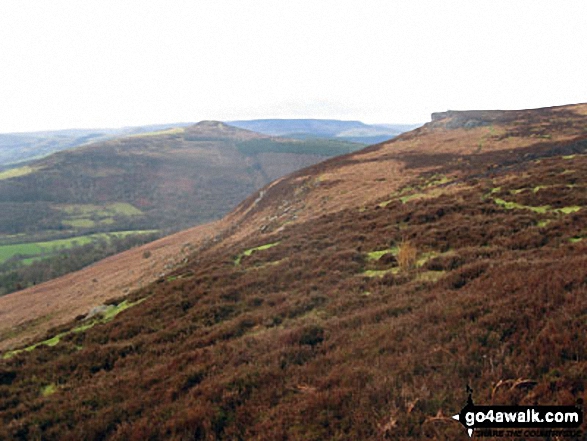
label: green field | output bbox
[55,203,144,228]
[0,230,157,265]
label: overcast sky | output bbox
[1,0,586,133]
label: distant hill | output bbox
[0,121,363,295]
[1,104,586,439]
[0,123,194,167]
[0,121,363,236]
[228,118,421,144]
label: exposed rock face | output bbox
[430,110,492,129]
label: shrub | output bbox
[397,240,417,270]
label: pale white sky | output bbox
[0,0,586,133]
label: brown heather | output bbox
[0,104,586,439]
[397,240,417,270]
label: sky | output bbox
[0,0,586,133]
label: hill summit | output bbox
[185,121,261,138]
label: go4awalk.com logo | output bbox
[452,386,583,438]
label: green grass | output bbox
[128,127,185,138]
[56,203,143,229]
[562,154,576,159]
[0,166,37,181]
[424,175,452,187]
[492,195,581,216]
[569,237,583,243]
[556,206,581,214]
[2,298,146,359]
[400,193,426,203]
[107,202,143,216]
[362,268,400,277]
[493,198,551,213]
[234,242,280,266]
[366,247,399,260]
[399,188,444,204]
[41,384,57,397]
[363,247,445,279]
[0,230,158,265]
[509,184,574,195]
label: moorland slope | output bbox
[0,104,586,440]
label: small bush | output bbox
[397,240,417,270]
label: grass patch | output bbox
[2,298,146,359]
[569,237,583,243]
[56,203,143,229]
[491,195,581,216]
[0,166,37,181]
[107,202,143,216]
[128,127,185,138]
[366,247,399,260]
[234,242,280,266]
[562,154,576,159]
[41,384,57,397]
[400,193,427,204]
[425,175,452,187]
[556,206,581,214]
[493,198,551,213]
[417,270,446,282]
[400,188,444,204]
[362,268,400,277]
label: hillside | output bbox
[228,119,420,144]
[0,122,362,295]
[0,121,362,236]
[0,123,195,167]
[0,104,586,439]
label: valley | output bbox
[0,122,367,297]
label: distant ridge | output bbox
[228,118,421,144]
[0,123,195,167]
